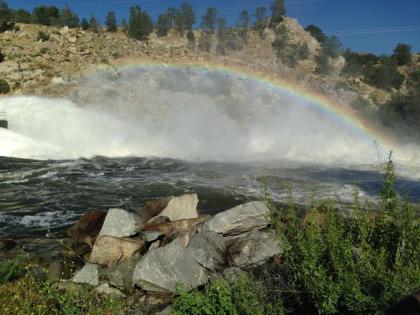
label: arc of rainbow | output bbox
[83,57,404,160]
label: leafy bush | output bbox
[366,59,404,90]
[0,79,10,94]
[269,154,420,314]
[37,31,49,42]
[0,257,26,285]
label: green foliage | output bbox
[198,32,212,52]
[57,5,79,28]
[187,29,195,45]
[175,3,196,34]
[0,0,11,25]
[156,13,171,37]
[269,154,420,314]
[88,15,100,33]
[172,275,284,315]
[305,24,326,43]
[253,6,268,36]
[366,58,404,90]
[0,79,10,93]
[316,35,343,74]
[105,11,117,32]
[216,18,243,55]
[236,10,250,41]
[270,0,286,27]
[128,5,153,41]
[201,7,217,33]
[80,17,89,30]
[31,5,59,26]
[13,9,31,23]
[37,31,49,42]
[0,48,4,62]
[0,257,26,285]
[393,43,412,66]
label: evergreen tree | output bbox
[270,0,286,26]
[253,6,267,34]
[0,1,11,24]
[13,9,31,24]
[187,28,195,48]
[201,7,217,33]
[80,17,89,30]
[236,10,250,41]
[393,43,412,66]
[89,15,100,33]
[175,3,195,34]
[59,5,79,28]
[128,5,153,41]
[105,11,117,32]
[305,24,326,44]
[32,5,59,26]
[156,13,170,37]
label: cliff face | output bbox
[0,20,417,109]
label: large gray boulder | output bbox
[186,231,226,271]
[90,235,144,267]
[199,201,270,236]
[227,230,283,268]
[132,238,208,293]
[99,208,143,238]
[71,263,101,286]
[105,254,140,293]
[139,194,199,222]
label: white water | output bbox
[0,67,403,164]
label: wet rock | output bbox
[99,208,143,238]
[227,230,283,268]
[66,210,107,246]
[199,201,270,236]
[186,231,226,271]
[105,253,140,293]
[71,263,101,286]
[132,238,208,293]
[139,193,199,222]
[96,282,126,300]
[90,235,144,267]
[144,216,210,235]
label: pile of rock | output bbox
[61,193,282,311]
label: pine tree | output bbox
[270,0,286,26]
[236,10,250,41]
[13,9,31,24]
[201,7,217,33]
[175,3,195,34]
[253,6,267,35]
[59,5,79,28]
[156,13,170,37]
[0,0,11,25]
[187,29,195,48]
[32,5,59,26]
[393,43,412,66]
[105,11,117,32]
[80,17,89,30]
[128,5,153,41]
[305,24,326,44]
[89,15,100,33]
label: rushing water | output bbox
[1,66,419,238]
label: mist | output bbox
[0,66,411,165]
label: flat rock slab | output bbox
[105,254,140,293]
[186,231,226,271]
[132,238,208,293]
[90,235,144,267]
[140,194,199,222]
[99,208,143,238]
[71,263,101,286]
[199,201,270,236]
[96,282,126,300]
[227,230,283,268]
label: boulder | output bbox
[90,235,144,267]
[139,193,199,222]
[71,263,101,286]
[186,231,226,271]
[105,254,140,293]
[143,231,163,242]
[66,210,107,246]
[99,208,143,238]
[199,201,270,236]
[144,216,210,235]
[227,230,283,268]
[96,282,126,300]
[132,238,208,293]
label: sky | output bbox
[8,0,420,55]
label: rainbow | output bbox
[85,57,401,158]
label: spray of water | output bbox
[0,67,401,164]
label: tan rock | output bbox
[90,235,144,267]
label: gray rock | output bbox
[90,235,144,267]
[105,254,140,293]
[143,231,163,242]
[228,230,283,268]
[186,231,226,271]
[71,263,101,286]
[99,208,143,238]
[96,282,126,300]
[132,238,208,293]
[199,201,270,236]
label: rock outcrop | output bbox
[99,208,143,238]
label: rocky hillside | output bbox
[0,19,418,111]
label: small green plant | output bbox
[0,79,11,94]
[37,31,50,42]
[0,257,26,285]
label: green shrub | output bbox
[37,31,50,42]
[0,79,10,94]
[0,257,26,285]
